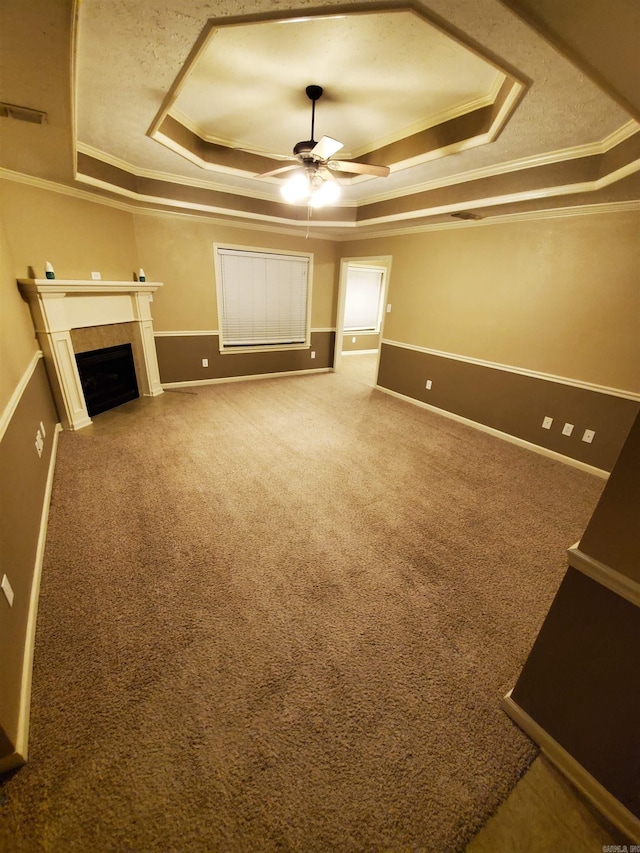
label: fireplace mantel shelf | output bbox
[18,278,162,295]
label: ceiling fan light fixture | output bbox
[309,178,340,208]
[280,171,310,203]
[280,169,341,207]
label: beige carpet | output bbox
[0,372,604,852]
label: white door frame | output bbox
[334,255,392,380]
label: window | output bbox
[343,266,385,333]
[215,246,312,352]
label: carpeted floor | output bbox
[0,371,604,852]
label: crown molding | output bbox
[362,120,640,205]
[345,199,640,239]
[3,167,638,242]
[75,142,279,202]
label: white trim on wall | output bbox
[0,423,62,773]
[162,367,331,389]
[0,351,43,443]
[568,543,640,608]
[153,328,335,337]
[382,340,640,402]
[376,385,609,479]
[501,690,640,842]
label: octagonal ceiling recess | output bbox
[68,0,639,237]
[150,9,519,182]
[169,11,503,158]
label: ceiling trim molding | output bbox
[3,168,637,244]
[76,121,639,214]
[362,121,640,205]
[70,142,640,230]
[75,142,291,203]
[345,199,640,240]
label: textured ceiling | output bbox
[1,0,639,238]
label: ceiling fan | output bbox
[255,85,390,205]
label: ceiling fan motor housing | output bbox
[293,140,317,156]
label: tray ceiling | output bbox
[2,0,639,238]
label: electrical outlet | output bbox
[562,423,574,436]
[542,416,553,429]
[91,271,101,280]
[311,351,316,359]
[35,429,44,457]
[386,304,392,313]
[352,337,356,343]
[1,574,14,607]
[582,429,595,444]
[202,358,208,368]
[425,380,432,390]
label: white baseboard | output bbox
[0,423,62,773]
[162,367,331,389]
[502,690,640,842]
[376,385,610,479]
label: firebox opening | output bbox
[75,343,139,417]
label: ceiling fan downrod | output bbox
[306,84,323,142]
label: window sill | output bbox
[219,343,310,355]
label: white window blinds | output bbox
[344,267,384,332]
[217,248,310,347]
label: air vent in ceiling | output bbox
[450,211,482,221]
[0,102,48,124]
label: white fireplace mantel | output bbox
[18,279,164,430]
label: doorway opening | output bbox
[334,256,392,387]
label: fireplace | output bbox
[76,343,139,416]
[17,278,164,430]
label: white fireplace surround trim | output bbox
[18,279,164,430]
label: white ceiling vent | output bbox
[0,102,48,124]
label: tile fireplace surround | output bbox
[18,279,164,430]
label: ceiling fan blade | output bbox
[311,136,343,161]
[255,164,299,179]
[329,160,390,177]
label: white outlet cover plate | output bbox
[91,271,101,280]
[1,574,14,606]
[562,423,574,436]
[542,416,553,429]
[583,429,595,443]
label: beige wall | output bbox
[0,185,39,412]
[343,210,640,392]
[1,180,139,283]
[133,212,339,332]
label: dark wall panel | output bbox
[155,331,335,385]
[580,412,640,583]
[378,343,639,472]
[0,359,59,756]
[510,568,640,817]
